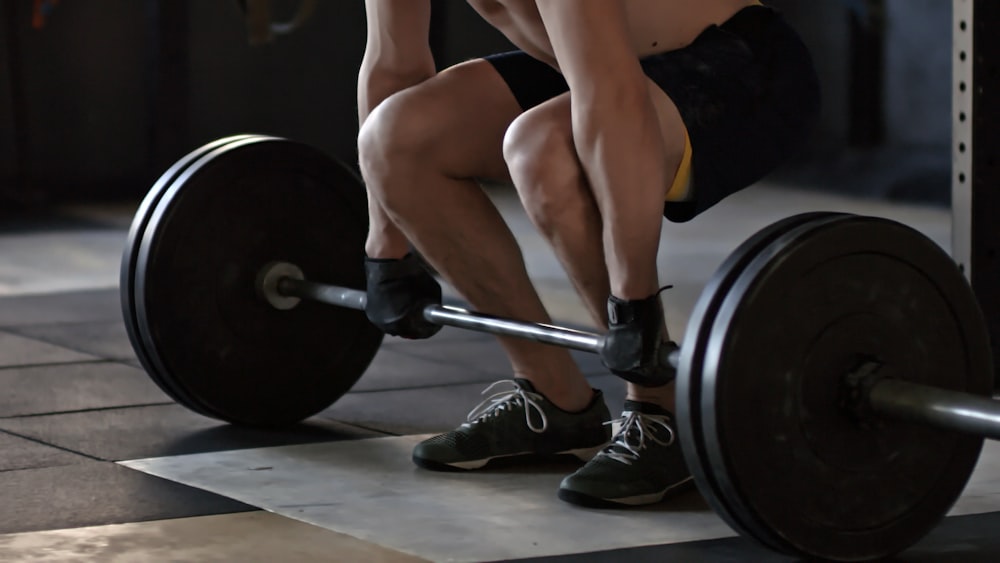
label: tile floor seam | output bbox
[0,332,126,361]
[317,418,399,437]
[0,428,105,462]
[0,461,89,475]
[0,359,112,372]
[0,401,176,421]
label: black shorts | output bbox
[484,5,821,223]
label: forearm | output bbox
[358,62,434,258]
[358,0,435,125]
[534,1,660,180]
[536,1,671,297]
[357,58,436,124]
[358,0,435,257]
[572,84,670,298]
[570,80,670,213]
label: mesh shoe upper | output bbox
[558,400,693,506]
[412,379,611,471]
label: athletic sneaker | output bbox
[558,400,693,507]
[412,379,612,471]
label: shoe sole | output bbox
[557,476,697,508]
[413,444,606,472]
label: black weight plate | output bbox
[133,136,383,427]
[677,212,845,531]
[699,215,992,561]
[122,135,261,403]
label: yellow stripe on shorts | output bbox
[665,130,693,202]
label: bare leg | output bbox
[504,88,686,409]
[503,94,610,330]
[358,60,594,412]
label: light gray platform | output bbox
[122,437,1000,563]
[122,435,733,562]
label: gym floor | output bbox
[1,182,999,562]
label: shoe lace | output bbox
[601,410,675,465]
[463,380,548,434]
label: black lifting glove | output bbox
[364,253,443,339]
[600,292,678,387]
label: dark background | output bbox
[0,0,952,206]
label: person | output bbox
[357,0,819,507]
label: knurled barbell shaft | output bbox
[277,277,679,370]
[868,378,1000,440]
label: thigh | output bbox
[506,78,687,199]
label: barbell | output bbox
[122,134,995,561]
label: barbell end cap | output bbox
[257,261,305,310]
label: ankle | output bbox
[520,376,595,413]
[609,279,661,302]
[626,383,675,411]
[553,388,600,414]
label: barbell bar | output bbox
[269,267,678,370]
[867,376,1000,440]
[123,135,996,561]
[269,263,1000,443]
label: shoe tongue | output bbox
[512,378,537,393]
[623,400,673,418]
[616,401,676,449]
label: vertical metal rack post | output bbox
[953,0,1000,386]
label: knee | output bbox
[503,117,585,235]
[357,90,444,204]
